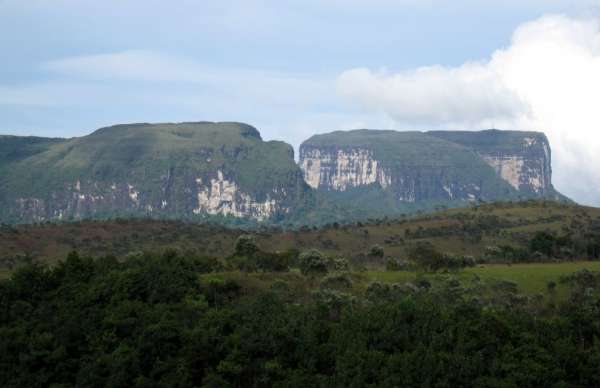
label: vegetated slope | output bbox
[0,122,312,224]
[300,130,525,219]
[1,123,569,225]
[2,201,599,270]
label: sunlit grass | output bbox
[364,261,600,299]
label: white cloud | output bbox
[337,65,529,126]
[337,14,600,206]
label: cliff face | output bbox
[299,130,519,208]
[0,124,566,225]
[300,148,391,191]
[428,130,554,196]
[0,122,310,223]
[299,129,564,215]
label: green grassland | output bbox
[197,261,600,305]
[369,261,600,298]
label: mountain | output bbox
[0,123,567,224]
[0,122,312,224]
[299,129,566,218]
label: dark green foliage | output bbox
[368,244,384,258]
[3,253,600,387]
[484,245,530,263]
[234,234,259,256]
[386,257,410,271]
[298,249,328,276]
[530,231,558,257]
[407,242,475,272]
[228,235,292,273]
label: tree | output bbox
[234,234,259,257]
[368,244,384,258]
[298,249,328,276]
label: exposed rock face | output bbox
[300,148,391,191]
[194,171,283,221]
[299,130,518,206]
[428,130,555,196]
[0,122,308,223]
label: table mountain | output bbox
[299,129,566,218]
[0,123,567,224]
[0,122,311,223]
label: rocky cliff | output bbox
[300,130,518,204]
[0,122,311,223]
[299,129,565,217]
[428,130,556,197]
[0,123,567,225]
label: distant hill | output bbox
[0,123,568,225]
[300,129,567,220]
[0,122,312,224]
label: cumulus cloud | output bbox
[337,15,600,205]
[337,65,529,126]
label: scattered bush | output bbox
[298,249,329,276]
[368,244,384,258]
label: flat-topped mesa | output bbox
[428,130,554,196]
[0,122,309,223]
[299,130,518,205]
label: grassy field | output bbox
[365,261,600,299]
[196,261,600,303]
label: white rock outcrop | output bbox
[193,171,281,221]
[300,148,391,191]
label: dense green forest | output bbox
[3,247,600,387]
[3,201,600,387]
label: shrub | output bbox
[386,257,410,271]
[234,234,258,256]
[328,257,349,271]
[298,249,328,276]
[368,244,384,258]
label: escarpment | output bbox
[299,130,519,203]
[428,130,556,197]
[0,123,567,225]
[0,122,310,223]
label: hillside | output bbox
[300,129,566,220]
[2,201,599,272]
[0,123,569,225]
[0,122,312,224]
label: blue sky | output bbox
[1,1,600,204]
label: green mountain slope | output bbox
[0,122,311,223]
[299,129,522,219]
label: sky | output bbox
[1,0,600,205]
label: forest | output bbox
[3,242,600,387]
